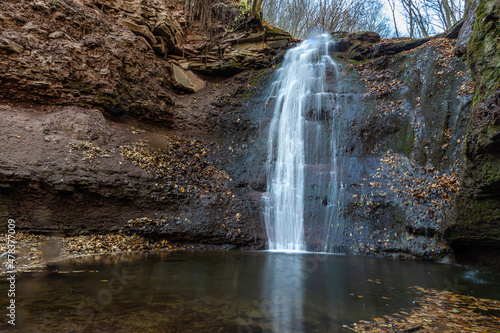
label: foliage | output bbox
[68,141,112,161]
[120,136,231,198]
[345,287,500,332]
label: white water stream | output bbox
[264,34,341,251]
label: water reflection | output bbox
[0,252,499,332]
[261,253,305,332]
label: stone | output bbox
[99,68,110,76]
[329,40,351,53]
[48,31,65,39]
[442,19,464,39]
[122,2,136,13]
[137,36,153,51]
[152,36,167,55]
[153,11,183,51]
[267,39,288,50]
[117,18,156,45]
[265,27,292,39]
[0,37,23,54]
[171,63,206,93]
[355,31,381,44]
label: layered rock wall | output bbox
[452,0,500,262]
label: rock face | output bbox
[0,0,295,249]
[1,0,498,262]
[0,0,292,119]
[0,103,265,248]
[234,37,473,261]
[454,0,479,58]
[0,0,178,120]
[188,27,294,76]
[452,0,500,262]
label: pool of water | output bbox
[1,251,499,332]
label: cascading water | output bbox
[264,34,345,252]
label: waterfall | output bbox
[264,34,343,252]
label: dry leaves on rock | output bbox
[68,140,112,161]
[120,136,231,197]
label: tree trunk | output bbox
[251,0,265,18]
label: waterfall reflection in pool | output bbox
[1,251,499,332]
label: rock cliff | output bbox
[1,0,499,263]
[0,0,292,249]
[452,0,500,263]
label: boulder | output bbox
[329,40,351,53]
[171,63,206,93]
[355,31,381,43]
[152,36,167,55]
[153,11,183,51]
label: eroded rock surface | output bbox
[0,103,265,248]
[449,0,500,263]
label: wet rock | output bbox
[456,0,500,259]
[329,40,350,53]
[454,0,479,58]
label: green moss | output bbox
[241,90,254,101]
[453,198,500,241]
[467,0,500,106]
[111,186,125,197]
[379,119,414,158]
[344,58,365,66]
[480,159,500,183]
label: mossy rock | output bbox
[452,197,500,242]
[467,0,500,106]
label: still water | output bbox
[1,251,499,332]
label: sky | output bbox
[382,1,409,37]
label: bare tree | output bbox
[387,0,400,37]
[255,0,465,38]
[426,0,466,31]
[398,0,466,38]
[262,0,392,38]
